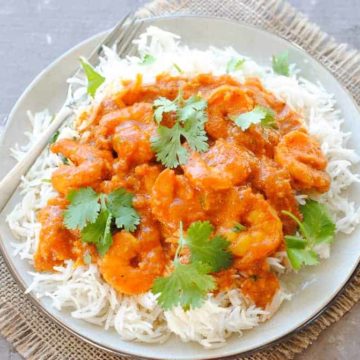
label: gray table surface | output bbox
[0,0,359,359]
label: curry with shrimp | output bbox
[34,73,332,310]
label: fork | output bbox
[0,13,144,213]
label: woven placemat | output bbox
[1,0,360,359]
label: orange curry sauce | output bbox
[34,73,331,308]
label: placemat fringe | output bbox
[0,303,58,360]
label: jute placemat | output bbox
[1,0,360,359]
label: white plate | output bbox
[1,15,360,360]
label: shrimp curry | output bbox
[34,73,330,309]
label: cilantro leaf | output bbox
[287,248,319,271]
[140,53,156,65]
[182,115,209,153]
[106,188,140,232]
[177,94,207,122]
[185,221,232,272]
[282,199,335,270]
[231,105,277,131]
[81,208,113,256]
[272,51,290,76]
[226,58,245,73]
[151,91,209,168]
[232,222,247,233]
[152,261,216,310]
[153,97,178,123]
[49,130,60,145]
[64,187,100,230]
[300,199,336,245]
[151,123,189,168]
[79,57,105,97]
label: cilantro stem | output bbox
[174,221,184,262]
[282,210,308,239]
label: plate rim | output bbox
[1,14,360,359]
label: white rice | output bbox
[5,26,360,347]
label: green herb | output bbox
[173,63,184,74]
[152,221,232,310]
[272,51,290,76]
[64,187,101,230]
[230,105,277,131]
[226,58,245,73]
[41,179,52,183]
[282,199,335,270]
[152,261,216,310]
[140,54,156,65]
[185,221,232,272]
[151,91,209,168]
[49,130,60,145]
[79,57,105,97]
[63,187,140,256]
[60,155,70,165]
[107,188,140,232]
[232,222,247,233]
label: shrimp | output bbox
[97,103,156,167]
[275,130,330,192]
[252,157,301,234]
[239,260,280,308]
[183,139,254,191]
[34,197,80,271]
[99,231,165,295]
[220,188,283,267]
[206,85,253,139]
[51,139,113,195]
[151,169,206,234]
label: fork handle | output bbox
[0,106,73,213]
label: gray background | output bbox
[0,0,359,359]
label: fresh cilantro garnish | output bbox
[64,187,100,230]
[153,97,178,124]
[185,221,232,272]
[152,261,215,310]
[140,54,156,65]
[152,221,232,310]
[41,179,52,183]
[226,58,245,73]
[107,188,140,232]
[79,57,105,97]
[49,130,60,145]
[283,199,335,270]
[230,105,277,131]
[151,91,209,168]
[272,51,290,76]
[232,222,247,233]
[173,63,183,74]
[60,155,70,165]
[63,187,140,256]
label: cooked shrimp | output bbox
[252,157,301,234]
[206,85,253,139]
[99,102,154,136]
[151,169,206,234]
[275,130,330,192]
[239,260,280,308]
[222,188,283,266]
[183,139,253,191]
[51,139,113,195]
[34,197,79,271]
[99,231,165,295]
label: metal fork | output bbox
[0,13,144,213]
